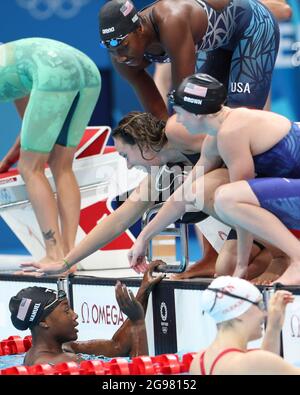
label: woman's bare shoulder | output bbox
[237,349,300,375]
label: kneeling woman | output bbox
[128,73,300,284]
[19,111,228,277]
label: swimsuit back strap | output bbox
[199,350,207,375]
[209,348,244,375]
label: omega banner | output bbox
[0,274,299,363]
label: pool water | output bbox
[1,350,298,372]
[0,353,130,370]
[0,350,192,370]
[0,354,24,369]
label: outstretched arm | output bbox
[65,261,164,358]
[19,175,158,275]
[115,281,148,358]
[128,181,196,271]
[128,192,194,272]
[68,284,147,358]
[112,58,169,121]
[128,137,222,271]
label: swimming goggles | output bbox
[207,287,266,313]
[44,289,67,311]
[100,34,129,49]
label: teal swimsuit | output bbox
[0,38,101,152]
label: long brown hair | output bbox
[112,112,167,160]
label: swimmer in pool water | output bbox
[9,261,163,366]
[190,276,297,375]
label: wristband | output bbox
[63,259,72,270]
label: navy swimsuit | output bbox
[248,123,300,233]
[143,0,279,109]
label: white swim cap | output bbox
[201,276,262,323]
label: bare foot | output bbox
[251,256,289,285]
[252,274,280,286]
[170,256,216,280]
[272,262,300,286]
[216,241,264,278]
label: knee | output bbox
[18,158,45,181]
[48,160,72,178]
[48,156,74,181]
[214,184,237,217]
[48,147,76,177]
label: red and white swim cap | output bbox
[201,276,262,323]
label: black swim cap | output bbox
[172,73,227,115]
[9,287,67,331]
[99,0,140,41]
